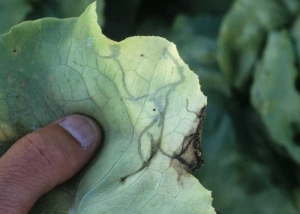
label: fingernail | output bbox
[59,115,98,149]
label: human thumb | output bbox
[0,114,102,214]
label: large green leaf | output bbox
[218,0,300,92]
[0,2,214,214]
[251,30,300,163]
[163,12,300,214]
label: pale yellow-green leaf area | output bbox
[0,3,214,214]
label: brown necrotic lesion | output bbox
[172,105,206,173]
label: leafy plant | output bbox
[138,0,300,213]
[0,1,214,213]
[2,0,300,213]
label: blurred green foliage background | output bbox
[1,0,300,213]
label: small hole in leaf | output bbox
[13,49,17,53]
[140,54,144,57]
[153,109,156,112]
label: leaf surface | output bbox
[165,13,300,214]
[218,0,300,91]
[251,30,300,163]
[0,3,214,214]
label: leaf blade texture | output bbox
[0,3,214,214]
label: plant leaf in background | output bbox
[159,5,300,214]
[0,0,31,35]
[218,0,300,92]
[0,2,215,214]
[251,31,300,163]
[218,0,300,164]
[186,0,233,15]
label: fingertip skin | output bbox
[0,115,102,214]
